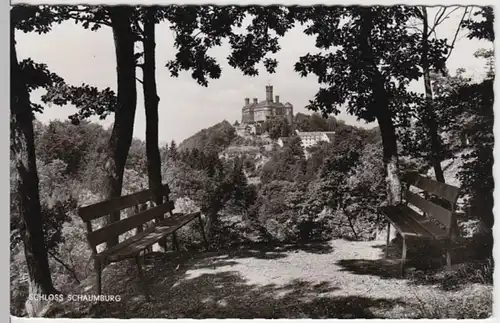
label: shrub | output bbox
[53,215,95,284]
[409,284,492,318]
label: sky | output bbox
[15,6,493,145]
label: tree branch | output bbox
[427,6,461,38]
[414,7,424,19]
[133,19,144,34]
[446,7,470,61]
[64,11,112,27]
[47,250,81,284]
[136,77,144,84]
[435,7,461,26]
[431,7,447,32]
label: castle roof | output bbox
[243,100,287,110]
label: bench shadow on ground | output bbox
[55,241,406,319]
[337,240,441,277]
[335,239,485,292]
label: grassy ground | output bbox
[46,239,492,319]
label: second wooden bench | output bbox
[381,172,461,276]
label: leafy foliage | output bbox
[163,145,256,236]
[262,117,291,140]
[17,59,63,113]
[255,122,385,242]
[260,134,306,184]
[443,79,494,230]
[293,6,447,122]
[13,5,117,122]
[294,112,337,132]
[11,5,62,34]
[42,84,117,124]
[462,7,494,42]
[165,5,296,85]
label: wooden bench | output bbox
[78,184,209,299]
[381,172,460,276]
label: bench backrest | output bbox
[403,171,460,233]
[78,184,174,253]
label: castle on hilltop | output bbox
[241,85,294,126]
[234,85,336,155]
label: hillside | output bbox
[178,120,236,153]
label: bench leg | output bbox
[95,260,102,295]
[172,232,179,251]
[445,240,452,268]
[159,238,168,252]
[198,214,210,251]
[385,222,390,259]
[156,219,168,252]
[400,238,407,277]
[135,254,150,301]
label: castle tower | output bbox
[285,102,294,125]
[266,85,273,102]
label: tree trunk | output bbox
[142,7,169,250]
[105,7,137,248]
[377,112,402,205]
[142,7,167,205]
[421,7,445,183]
[203,210,217,240]
[11,28,58,316]
[359,8,402,206]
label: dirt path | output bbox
[160,240,418,318]
[57,239,491,319]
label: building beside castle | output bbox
[241,85,294,126]
[296,130,335,148]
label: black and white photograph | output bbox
[9,1,495,319]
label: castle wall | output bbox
[242,108,254,123]
[253,107,272,122]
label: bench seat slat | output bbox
[105,212,200,262]
[399,205,448,240]
[382,206,432,239]
[94,213,186,261]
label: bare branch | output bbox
[414,6,424,19]
[136,77,144,84]
[424,7,445,38]
[427,6,462,38]
[436,7,461,25]
[446,7,470,61]
[429,7,446,30]
[192,30,203,39]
